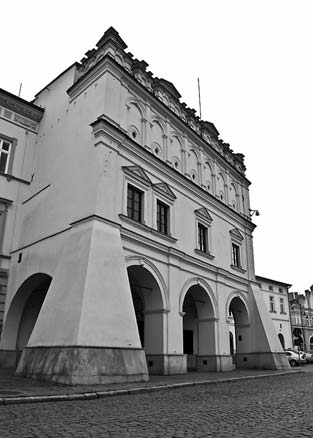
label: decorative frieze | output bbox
[72,27,247,176]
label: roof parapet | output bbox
[74,27,246,176]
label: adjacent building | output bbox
[0,27,289,384]
[0,89,44,337]
[256,276,292,350]
[289,289,313,351]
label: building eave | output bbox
[255,275,292,288]
[90,114,255,230]
[34,62,79,99]
[0,88,44,122]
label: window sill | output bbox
[230,264,246,273]
[270,310,277,313]
[119,214,150,231]
[194,249,215,260]
[151,229,177,243]
[119,214,177,243]
[0,172,30,185]
[0,254,11,260]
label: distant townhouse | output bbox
[289,289,313,351]
[256,276,292,350]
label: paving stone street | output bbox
[1,368,313,438]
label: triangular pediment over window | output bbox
[195,207,213,224]
[153,182,176,201]
[122,165,152,186]
[229,227,244,241]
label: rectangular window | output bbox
[127,185,143,222]
[280,298,285,314]
[198,223,208,253]
[269,285,273,291]
[157,201,169,234]
[231,243,240,267]
[0,138,11,173]
[269,296,275,312]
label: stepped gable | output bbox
[74,27,246,176]
[155,78,182,100]
[96,26,128,50]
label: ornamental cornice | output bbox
[71,27,247,176]
[89,114,255,230]
[0,89,44,122]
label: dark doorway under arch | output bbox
[127,265,164,374]
[1,273,52,367]
[278,333,285,349]
[182,284,216,371]
[228,296,249,369]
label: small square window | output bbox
[156,200,169,235]
[269,285,273,291]
[279,287,283,293]
[198,223,208,253]
[231,242,241,267]
[127,185,143,223]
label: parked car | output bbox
[304,351,313,364]
[284,350,306,367]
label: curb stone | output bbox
[0,370,302,405]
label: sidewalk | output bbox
[0,367,302,405]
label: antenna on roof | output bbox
[18,83,22,97]
[197,78,202,119]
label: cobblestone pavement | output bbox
[1,370,313,438]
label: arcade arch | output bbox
[278,333,285,349]
[227,293,250,369]
[127,259,167,373]
[180,279,217,371]
[1,273,52,362]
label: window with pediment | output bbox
[229,228,245,271]
[121,165,152,225]
[152,182,176,238]
[127,185,143,223]
[194,208,214,259]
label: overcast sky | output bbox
[2,0,312,292]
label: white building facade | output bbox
[0,27,289,384]
[256,276,292,350]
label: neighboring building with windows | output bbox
[256,276,292,350]
[0,89,44,337]
[0,27,289,384]
[289,289,313,351]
